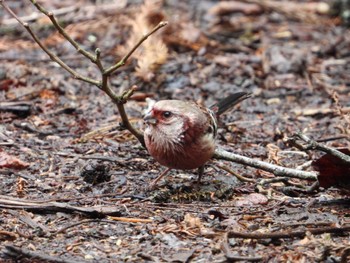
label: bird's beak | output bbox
[144,112,157,125]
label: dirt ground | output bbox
[1,0,350,262]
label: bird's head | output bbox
[144,100,189,136]
[143,99,213,150]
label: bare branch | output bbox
[0,0,100,87]
[29,0,97,63]
[94,48,104,70]
[214,148,318,180]
[116,85,145,146]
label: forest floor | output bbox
[0,0,350,262]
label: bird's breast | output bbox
[145,128,215,170]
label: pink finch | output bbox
[144,92,250,187]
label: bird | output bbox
[143,92,250,188]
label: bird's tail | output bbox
[210,92,251,116]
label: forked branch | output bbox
[0,0,167,146]
[287,132,350,165]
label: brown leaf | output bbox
[0,79,14,91]
[312,148,350,189]
[119,0,168,82]
[0,149,29,169]
[235,193,268,206]
[184,213,202,229]
[39,89,57,100]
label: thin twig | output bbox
[259,177,290,185]
[107,216,153,223]
[215,163,255,182]
[116,85,145,145]
[94,48,104,70]
[282,181,319,195]
[2,5,79,26]
[0,195,124,217]
[30,0,97,63]
[228,225,350,239]
[288,133,350,165]
[104,21,168,75]
[4,245,85,263]
[55,219,119,234]
[0,0,100,86]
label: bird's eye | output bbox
[162,111,172,118]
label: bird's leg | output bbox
[148,167,171,189]
[197,165,205,182]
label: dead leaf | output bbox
[312,148,350,189]
[184,213,202,229]
[0,79,14,91]
[39,89,57,100]
[0,149,29,169]
[235,193,268,206]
